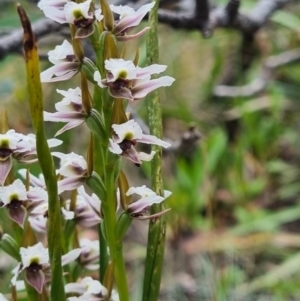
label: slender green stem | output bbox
[101,165,129,301]
[18,6,65,300]
[142,1,167,300]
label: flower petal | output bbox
[7,204,27,228]
[0,156,12,186]
[131,76,175,100]
[55,120,85,136]
[113,3,155,35]
[25,268,45,294]
[137,134,171,148]
[62,248,81,266]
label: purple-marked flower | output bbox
[77,185,102,217]
[12,243,81,293]
[52,152,88,193]
[11,242,49,294]
[94,59,175,101]
[64,187,102,227]
[110,3,155,41]
[40,40,80,82]
[0,130,32,185]
[65,277,107,299]
[64,0,103,38]
[109,119,170,165]
[38,0,103,38]
[79,238,99,270]
[0,180,27,226]
[14,134,62,163]
[0,131,61,185]
[0,179,49,227]
[44,87,86,136]
[126,185,171,219]
[64,0,93,23]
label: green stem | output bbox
[142,1,167,300]
[102,166,129,301]
[17,6,65,301]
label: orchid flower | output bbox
[65,277,107,299]
[0,179,27,227]
[79,238,100,270]
[110,3,155,41]
[11,243,81,293]
[94,58,175,101]
[40,40,80,82]
[64,190,102,228]
[44,87,86,136]
[126,185,171,219]
[38,0,103,38]
[0,130,60,185]
[109,119,170,165]
[0,179,48,227]
[52,152,88,193]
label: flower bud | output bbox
[0,110,9,134]
[86,171,106,201]
[103,262,114,298]
[116,212,132,241]
[82,57,98,83]
[0,233,20,261]
[118,170,131,210]
[100,0,114,31]
[86,108,107,139]
[81,72,92,114]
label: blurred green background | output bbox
[1,0,300,300]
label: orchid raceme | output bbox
[110,2,155,41]
[11,243,81,293]
[44,87,86,136]
[94,58,175,101]
[40,40,80,82]
[109,119,170,165]
[3,1,175,300]
[126,185,171,218]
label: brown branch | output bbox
[0,0,293,61]
[0,18,61,60]
[158,0,293,34]
[213,48,300,98]
[225,0,240,24]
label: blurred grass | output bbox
[1,0,300,300]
